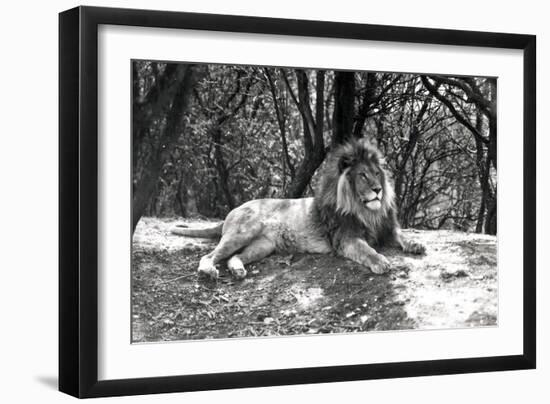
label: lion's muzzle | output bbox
[361,189,383,210]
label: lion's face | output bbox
[350,163,385,211]
[325,138,394,219]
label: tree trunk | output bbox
[488,112,497,170]
[484,194,497,235]
[475,145,490,233]
[285,70,326,198]
[187,189,198,216]
[332,71,355,145]
[132,65,197,233]
[176,176,186,217]
[474,112,489,233]
[484,79,497,234]
[487,77,497,170]
[394,95,429,210]
[132,64,179,173]
[212,127,235,210]
[353,73,377,139]
[265,69,295,183]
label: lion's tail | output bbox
[170,222,224,238]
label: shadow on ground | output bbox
[35,376,58,390]
[132,217,497,342]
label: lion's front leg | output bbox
[338,238,390,274]
[391,229,426,255]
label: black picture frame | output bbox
[59,5,536,398]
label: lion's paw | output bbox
[198,266,219,279]
[368,253,390,274]
[227,256,247,280]
[404,241,426,255]
[230,267,247,279]
[198,256,219,279]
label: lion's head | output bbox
[316,138,395,228]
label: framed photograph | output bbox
[59,6,536,398]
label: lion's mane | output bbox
[314,138,398,250]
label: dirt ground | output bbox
[131,217,497,342]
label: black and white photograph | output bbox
[131,61,498,342]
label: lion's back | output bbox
[223,198,331,253]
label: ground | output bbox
[132,217,497,342]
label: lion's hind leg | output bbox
[197,220,264,279]
[227,237,275,279]
[197,254,219,279]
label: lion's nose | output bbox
[372,187,382,194]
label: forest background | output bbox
[132,62,497,235]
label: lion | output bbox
[172,138,425,279]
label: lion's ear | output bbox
[338,155,355,173]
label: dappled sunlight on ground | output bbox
[390,230,497,329]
